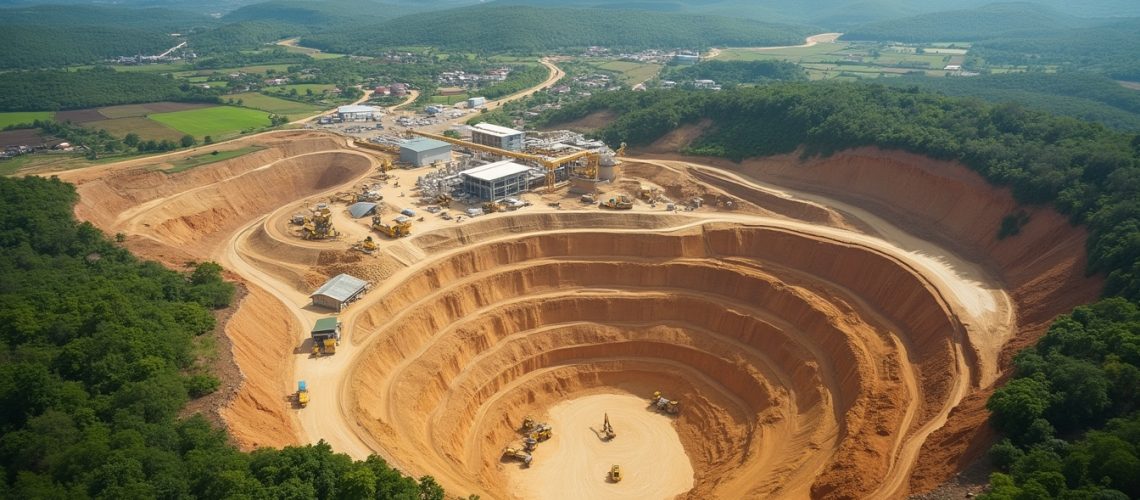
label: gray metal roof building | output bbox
[399,137,452,167]
[348,202,378,218]
[460,160,538,200]
[310,273,368,310]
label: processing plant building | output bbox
[400,137,452,167]
[459,160,538,200]
[470,123,525,151]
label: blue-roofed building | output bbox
[399,137,452,167]
[348,202,378,219]
[310,273,368,310]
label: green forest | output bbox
[882,73,1140,131]
[969,18,1140,81]
[843,3,1087,43]
[543,82,1140,496]
[0,69,220,112]
[0,176,440,498]
[664,60,807,87]
[300,5,811,54]
[0,26,175,70]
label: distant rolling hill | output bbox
[843,2,1094,42]
[300,4,815,53]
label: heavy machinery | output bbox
[353,236,378,254]
[482,201,503,214]
[602,413,615,441]
[599,195,634,210]
[609,465,622,482]
[435,193,453,208]
[311,318,339,356]
[521,416,552,442]
[637,185,660,202]
[297,380,309,408]
[301,208,338,240]
[522,436,538,452]
[651,391,680,414]
[372,215,412,238]
[502,447,533,467]
[615,142,627,157]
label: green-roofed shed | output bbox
[399,137,451,167]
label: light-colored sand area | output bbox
[506,393,693,500]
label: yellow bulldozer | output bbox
[353,236,378,254]
[482,201,503,214]
[502,446,533,467]
[372,215,412,238]
[599,195,634,210]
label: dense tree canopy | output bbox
[0,68,220,112]
[0,176,437,498]
[664,60,807,87]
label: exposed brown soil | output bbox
[63,130,1100,499]
[543,110,617,133]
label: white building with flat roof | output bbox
[337,105,380,121]
[470,122,525,151]
[459,160,538,200]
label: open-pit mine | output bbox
[60,130,1100,499]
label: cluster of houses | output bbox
[373,83,409,97]
[436,68,511,86]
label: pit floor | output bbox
[506,393,694,499]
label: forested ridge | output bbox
[0,176,440,498]
[301,5,811,54]
[881,73,1140,131]
[543,82,1140,497]
[664,60,807,87]
[0,26,175,71]
[0,69,220,112]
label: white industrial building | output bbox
[399,137,452,167]
[459,160,539,200]
[337,105,380,121]
[470,123,525,151]
[467,96,487,108]
[310,273,368,310]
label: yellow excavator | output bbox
[521,416,552,441]
[372,215,412,238]
[301,208,338,240]
[602,413,615,440]
[651,391,680,414]
[615,142,627,157]
[502,446,533,467]
[599,195,633,210]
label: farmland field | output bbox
[0,111,53,128]
[149,106,271,139]
[94,117,186,141]
[593,61,662,85]
[263,84,337,96]
[229,92,324,118]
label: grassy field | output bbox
[229,92,325,118]
[592,61,663,85]
[263,84,337,96]
[150,106,271,139]
[715,41,970,80]
[0,112,53,128]
[428,93,471,105]
[277,42,344,60]
[162,146,264,173]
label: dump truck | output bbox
[297,380,309,408]
[651,391,680,414]
[372,215,411,238]
[301,208,338,240]
[502,447,533,467]
[599,195,633,210]
[609,465,622,482]
[311,317,340,356]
